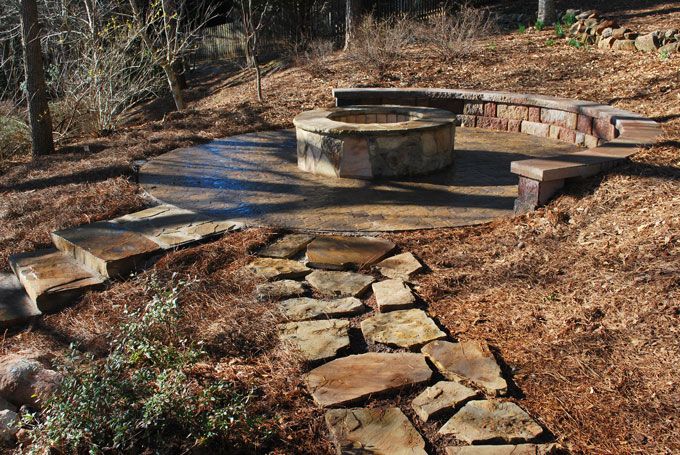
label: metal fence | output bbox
[193,0,447,62]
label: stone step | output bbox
[9,249,106,313]
[51,221,161,278]
[0,273,41,328]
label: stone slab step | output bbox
[326,408,427,455]
[446,444,560,455]
[51,221,161,278]
[9,249,106,313]
[0,273,41,328]
[112,205,243,250]
[306,235,395,270]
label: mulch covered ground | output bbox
[1,1,679,453]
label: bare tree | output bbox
[344,0,362,50]
[237,0,272,102]
[538,0,556,25]
[19,0,54,156]
[129,0,213,111]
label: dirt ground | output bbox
[1,1,679,453]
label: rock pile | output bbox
[566,9,679,54]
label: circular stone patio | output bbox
[139,128,578,232]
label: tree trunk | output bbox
[344,0,362,51]
[253,55,263,102]
[538,0,557,25]
[20,0,54,157]
[163,63,186,110]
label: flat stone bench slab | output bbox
[325,408,427,455]
[9,249,106,313]
[113,205,243,250]
[305,352,432,407]
[439,400,544,444]
[306,236,395,270]
[0,273,41,328]
[51,221,161,278]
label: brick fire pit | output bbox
[293,106,456,179]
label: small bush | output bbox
[555,23,566,38]
[567,37,583,48]
[24,275,265,453]
[346,14,410,76]
[545,38,556,47]
[535,19,545,31]
[518,24,527,34]
[0,106,30,161]
[416,4,496,60]
[298,39,336,77]
[562,12,577,26]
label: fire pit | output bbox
[293,106,456,179]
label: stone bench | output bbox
[333,88,663,213]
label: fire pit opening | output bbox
[293,105,456,179]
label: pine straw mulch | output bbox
[2,1,680,453]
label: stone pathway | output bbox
[244,233,562,454]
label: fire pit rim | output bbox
[293,105,457,137]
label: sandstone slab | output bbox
[361,309,446,349]
[446,444,559,455]
[373,279,416,312]
[440,400,543,443]
[279,319,350,362]
[113,205,242,249]
[375,252,423,280]
[305,270,375,297]
[306,236,395,270]
[278,297,365,321]
[422,340,508,396]
[9,249,106,313]
[0,273,41,328]
[412,381,479,422]
[305,352,432,407]
[325,407,427,455]
[245,258,311,281]
[257,234,315,259]
[255,280,307,301]
[51,221,161,278]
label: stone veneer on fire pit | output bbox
[293,106,456,179]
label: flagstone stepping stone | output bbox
[411,381,479,422]
[361,309,446,349]
[305,352,432,407]
[51,221,161,278]
[245,258,311,281]
[446,444,560,455]
[9,249,106,313]
[422,340,508,396]
[306,270,375,297]
[306,236,395,270]
[373,279,416,311]
[325,407,427,455]
[255,280,307,301]
[113,205,242,249]
[0,273,41,328]
[439,400,544,444]
[375,252,423,280]
[278,297,365,321]
[257,234,315,259]
[279,319,350,362]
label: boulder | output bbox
[0,409,19,444]
[0,354,61,408]
[601,27,613,38]
[635,33,660,52]
[611,27,629,39]
[659,42,680,54]
[596,20,616,35]
[598,37,617,49]
[612,39,636,51]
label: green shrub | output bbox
[518,24,526,34]
[562,12,577,26]
[567,38,582,48]
[24,275,266,454]
[535,20,545,31]
[555,23,565,38]
[0,110,30,161]
[545,38,556,47]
